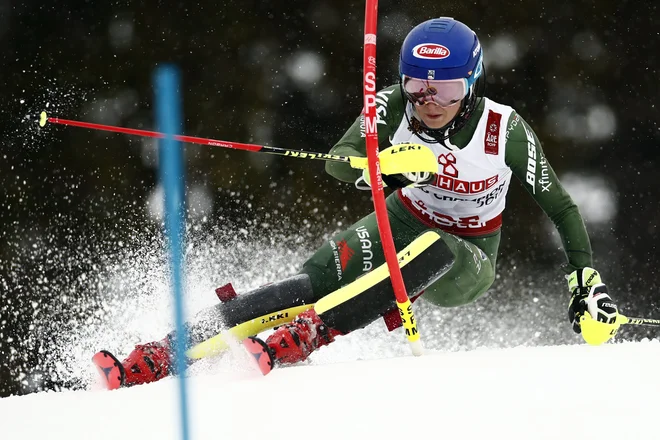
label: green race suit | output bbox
[299,85,592,316]
[181,86,595,348]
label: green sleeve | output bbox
[504,112,593,273]
[325,84,405,183]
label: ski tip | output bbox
[92,350,125,390]
[243,337,275,376]
[39,111,47,127]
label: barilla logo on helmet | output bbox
[412,43,450,59]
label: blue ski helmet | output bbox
[399,17,483,87]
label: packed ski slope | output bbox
[2,340,659,440]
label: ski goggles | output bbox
[402,75,468,107]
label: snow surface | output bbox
[2,340,659,440]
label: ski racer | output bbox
[93,17,619,389]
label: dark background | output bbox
[1,0,659,397]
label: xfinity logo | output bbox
[538,156,552,192]
[412,43,450,59]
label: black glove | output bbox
[567,267,618,334]
[381,171,435,190]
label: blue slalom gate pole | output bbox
[154,65,191,440]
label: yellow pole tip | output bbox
[39,111,47,127]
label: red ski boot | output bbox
[244,309,341,375]
[93,338,173,390]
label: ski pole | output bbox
[581,312,660,345]
[38,111,437,174]
[362,0,423,356]
[39,111,369,168]
[618,315,660,327]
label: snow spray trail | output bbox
[3,212,591,394]
[34,222,322,391]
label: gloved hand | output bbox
[353,143,437,190]
[382,171,434,189]
[356,169,434,190]
[567,267,618,335]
